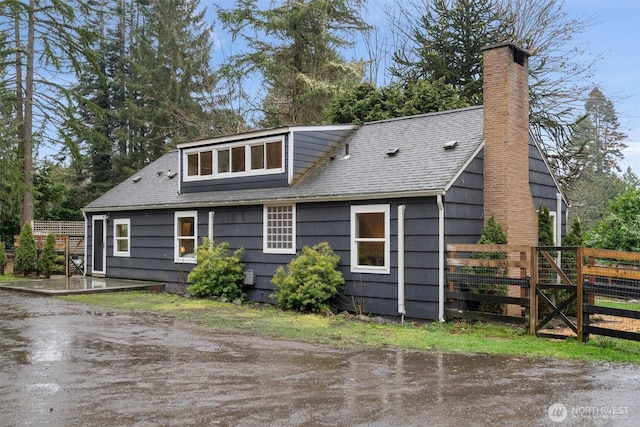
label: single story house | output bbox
[82,43,567,320]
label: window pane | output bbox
[200,151,213,175]
[357,241,385,266]
[116,224,128,238]
[357,212,385,238]
[218,149,230,173]
[266,205,293,250]
[187,153,198,176]
[266,141,282,169]
[251,145,264,170]
[179,238,195,257]
[117,239,128,252]
[232,146,245,172]
[178,217,194,237]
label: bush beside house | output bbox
[271,242,344,314]
[187,238,245,301]
[0,242,7,275]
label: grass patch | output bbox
[59,291,640,364]
[596,297,640,312]
[0,273,27,282]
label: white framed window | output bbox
[183,136,284,181]
[264,204,296,254]
[113,218,131,257]
[350,205,390,274]
[175,211,198,263]
[185,149,213,178]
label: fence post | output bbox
[576,246,583,342]
[65,235,70,278]
[529,246,538,335]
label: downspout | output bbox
[437,194,445,323]
[556,192,563,245]
[556,192,563,277]
[398,205,406,322]
[82,211,88,277]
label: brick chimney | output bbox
[482,43,537,246]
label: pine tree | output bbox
[565,88,628,233]
[15,222,37,276]
[537,205,554,246]
[218,0,370,127]
[40,233,57,278]
[2,0,99,226]
[391,0,507,105]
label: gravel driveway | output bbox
[1,290,639,426]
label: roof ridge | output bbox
[362,105,483,126]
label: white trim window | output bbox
[264,204,296,254]
[113,218,131,257]
[175,211,198,263]
[183,136,284,181]
[185,149,214,178]
[350,205,390,274]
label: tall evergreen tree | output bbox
[69,0,218,187]
[1,0,99,226]
[565,88,628,233]
[218,0,370,127]
[391,0,507,104]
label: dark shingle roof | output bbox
[83,106,484,211]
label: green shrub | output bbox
[0,242,6,275]
[187,238,245,301]
[40,234,57,278]
[271,242,344,313]
[15,223,37,277]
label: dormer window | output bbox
[183,136,284,180]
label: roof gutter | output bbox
[81,189,447,213]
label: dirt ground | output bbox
[1,290,640,427]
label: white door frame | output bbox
[92,215,107,276]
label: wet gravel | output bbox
[1,290,640,426]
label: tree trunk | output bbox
[20,0,36,226]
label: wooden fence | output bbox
[448,245,640,342]
[446,244,531,324]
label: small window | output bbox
[251,144,265,170]
[186,150,213,177]
[113,219,130,257]
[264,204,296,254]
[350,205,390,274]
[175,211,198,263]
[266,140,282,169]
[218,149,230,173]
[231,146,245,172]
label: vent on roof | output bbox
[444,140,458,150]
[386,147,400,157]
[132,176,142,183]
[167,170,177,179]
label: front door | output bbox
[92,216,107,276]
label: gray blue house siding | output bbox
[206,197,443,319]
[86,195,443,319]
[292,129,355,180]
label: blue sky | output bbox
[562,0,640,174]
